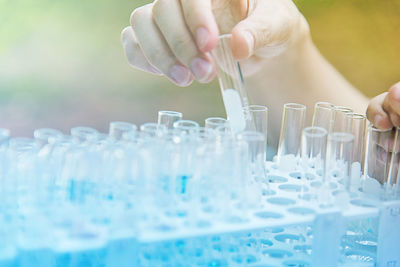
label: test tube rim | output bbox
[0,128,10,138]
[302,126,328,138]
[109,121,137,131]
[33,128,64,140]
[314,102,335,110]
[244,105,269,112]
[205,117,227,124]
[158,110,183,117]
[334,106,353,113]
[173,120,200,129]
[284,103,306,110]
[345,113,365,120]
[368,124,393,133]
[328,132,354,142]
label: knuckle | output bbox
[130,4,152,26]
[152,0,166,17]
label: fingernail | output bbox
[242,31,254,56]
[196,27,209,51]
[191,58,213,82]
[170,65,191,85]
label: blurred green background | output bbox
[0,0,399,138]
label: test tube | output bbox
[325,132,354,189]
[158,111,183,129]
[244,105,268,145]
[363,126,398,200]
[0,128,10,149]
[301,127,328,200]
[34,128,64,150]
[173,120,200,135]
[236,131,266,181]
[332,106,353,133]
[212,34,250,134]
[301,127,328,174]
[205,117,227,130]
[346,113,366,191]
[236,131,265,207]
[311,102,335,133]
[109,121,137,141]
[71,127,99,145]
[140,122,167,137]
[277,103,306,171]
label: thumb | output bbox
[231,0,304,59]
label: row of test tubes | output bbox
[275,101,400,202]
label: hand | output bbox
[367,81,400,129]
[121,0,310,86]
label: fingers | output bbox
[231,0,307,59]
[121,26,162,75]
[383,82,400,126]
[130,4,193,86]
[152,0,215,82]
[179,0,219,52]
[366,92,393,130]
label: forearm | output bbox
[245,37,369,148]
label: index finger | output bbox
[180,0,219,52]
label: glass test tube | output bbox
[332,106,353,133]
[212,34,250,134]
[205,117,227,130]
[312,102,335,133]
[173,120,200,135]
[71,127,99,145]
[0,128,10,149]
[244,105,268,153]
[301,127,327,200]
[158,111,183,129]
[346,113,366,191]
[301,127,328,174]
[236,131,266,180]
[34,128,63,152]
[277,103,306,170]
[109,121,137,141]
[325,132,354,190]
[363,126,398,200]
[140,122,167,137]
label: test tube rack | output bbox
[1,157,399,267]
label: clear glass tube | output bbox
[312,102,335,133]
[236,131,266,181]
[0,128,10,149]
[243,105,268,152]
[325,132,354,189]
[34,128,64,149]
[158,111,183,129]
[109,121,137,141]
[363,125,399,200]
[172,120,199,135]
[277,103,306,170]
[346,113,366,191]
[332,106,353,133]
[205,117,227,130]
[71,127,99,145]
[301,127,328,175]
[212,34,250,134]
[140,122,167,137]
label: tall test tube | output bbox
[212,34,251,134]
[346,113,366,191]
[277,103,306,171]
[158,111,183,129]
[363,126,399,200]
[312,102,335,133]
